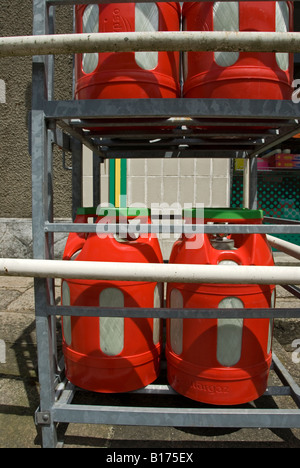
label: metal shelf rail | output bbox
[3,0,300,448]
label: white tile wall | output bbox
[82,149,231,259]
[82,146,93,206]
[128,157,230,258]
[127,158,230,208]
[82,147,110,207]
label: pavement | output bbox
[0,253,300,449]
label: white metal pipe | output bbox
[1,31,300,58]
[0,258,299,285]
[267,235,300,261]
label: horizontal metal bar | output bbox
[48,306,300,319]
[44,222,300,234]
[52,404,300,428]
[264,217,300,225]
[1,258,300,284]
[59,377,294,398]
[2,31,300,58]
[133,384,292,397]
[99,137,260,148]
[71,117,295,129]
[71,117,192,128]
[90,130,273,140]
[45,99,300,121]
[267,235,300,260]
[102,149,247,159]
[48,0,293,5]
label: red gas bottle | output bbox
[75,3,181,100]
[61,207,164,393]
[166,208,276,405]
[183,1,293,100]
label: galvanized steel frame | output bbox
[30,0,300,448]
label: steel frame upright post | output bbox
[243,157,258,209]
[71,138,83,221]
[93,152,101,208]
[31,0,59,448]
[249,157,258,210]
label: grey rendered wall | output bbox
[0,1,74,219]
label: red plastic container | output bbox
[63,207,97,261]
[75,3,181,100]
[183,1,293,100]
[166,208,276,405]
[61,207,164,393]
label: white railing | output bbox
[0,258,299,284]
[0,31,300,58]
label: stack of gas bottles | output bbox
[75,1,293,103]
[61,206,276,406]
[61,1,289,404]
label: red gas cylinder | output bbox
[183,1,293,100]
[75,3,181,100]
[166,208,276,406]
[61,207,164,393]
[63,207,97,261]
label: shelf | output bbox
[234,169,300,174]
[42,97,300,159]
